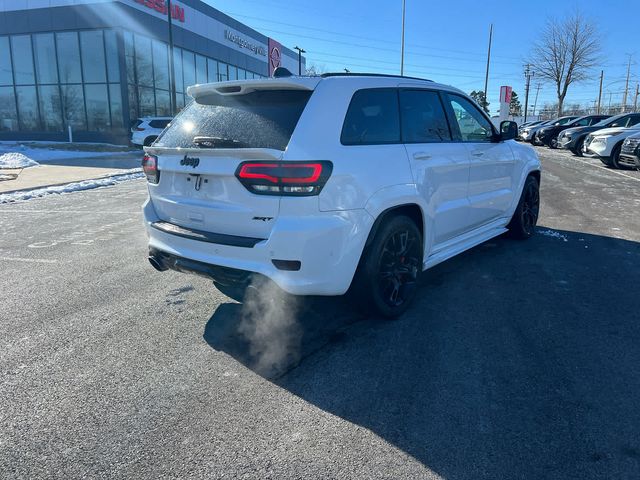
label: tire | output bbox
[507,176,540,240]
[351,215,423,318]
[610,144,624,169]
[572,138,584,157]
[599,156,613,167]
[143,136,158,147]
[549,137,558,149]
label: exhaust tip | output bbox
[148,255,168,272]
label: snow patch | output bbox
[538,229,569,242]
[0,152,39,169]
[0,168,144,204]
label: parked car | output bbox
[584,124,640,168]
[141,72,541,317]
[536,114,610,148]
[131,117,173,147]
[557,113,640,156]
[618,131,640,169]
[531,116,579,145]
[520,119,553,142]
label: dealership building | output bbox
[0,0,304,143]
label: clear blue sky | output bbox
[208,0,639,115]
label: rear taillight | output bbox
[142,154,160,184]
[135,127,145,131]
[235,161,333,196]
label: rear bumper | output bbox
[143,198,375,296]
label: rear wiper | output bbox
[193,136,246,148]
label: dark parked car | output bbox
[536,114,610,148]
[618,131,640,169]
[530,116,578,145]
[557,113,640,156]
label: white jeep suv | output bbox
[142,72,541,317]
[131,117,173,147]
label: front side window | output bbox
[341,88,400,145]
[400,90,451,142]
[625,115,640,127]
[573,117,591,127]
[445,93,494,142]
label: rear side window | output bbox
[341,89,400,145]
[399,90,451,142]
[155,89,312,150]
[149,119,170,129]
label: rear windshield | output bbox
[155,89,312,150]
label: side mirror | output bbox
[499,120,518,141]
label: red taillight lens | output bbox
[135,127,145,131]
[235,161,332,196]
[142,154,160,184]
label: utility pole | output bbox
[597,70,603,114]
[293,46,306,75]
[532,82,541,117]
[523,64,534,122]
[167,0,177,115]
[622,55,633,112]
[608,91,612,114]
[483,23,493,114]
[400,0,406,75]
[634,84,639,112]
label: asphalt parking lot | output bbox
[1,146,639,479]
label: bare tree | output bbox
[530,12,600,116]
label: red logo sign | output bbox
[268,38,282,76]
[135,0,185,23]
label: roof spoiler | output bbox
[187,77,319,98]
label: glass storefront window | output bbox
[156,89,171,116]
[11,35,35,85]
[207,58,217,83]
[61,84,87,129]
[33,33,58,84]
[173,48,183,94]
[109,84,123,128]
[238,68,246,80]
[57,32,82,84]
[182,51,195,89]
[0,37,13,85]
[176,93,185,110]
[138,86,155,116]
[218,62,228,82]
[134,34,153,87]
[85,84,110,131]
[124,31,135,85]
[38,85,63,131]
[104,30,120,83]
[80,31,107,83]
[195,54,206,84]
[152,40,169,90]
[128,83,138,123]
[15,85,40,130]
[0,86,18,131]
[228,65,237,81]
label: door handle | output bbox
[413,152,432,160]
[470,151,484,157]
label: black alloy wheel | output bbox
[507,176,540,239]
[520,179,540,237]
[377,228,421,309]
[352,215,423,318]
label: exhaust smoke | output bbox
[237,276,302,377]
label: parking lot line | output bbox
[0,256,58,264]
[560,153,640,183]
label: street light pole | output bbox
[293,46,306,76]
[167,0,177,115]
[400,0,406,76]
[597,70,603,114]
[483,23,493,113]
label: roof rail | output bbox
[320,72,432,82]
